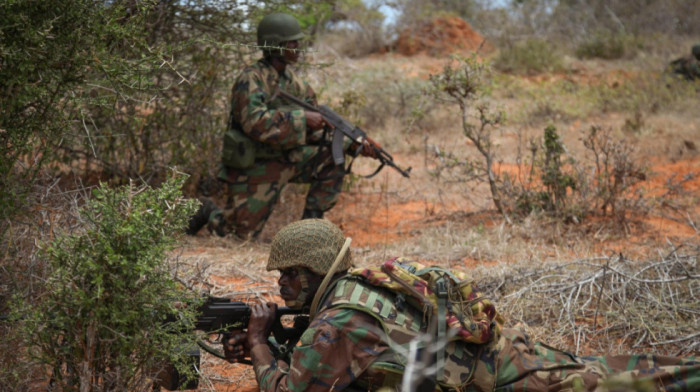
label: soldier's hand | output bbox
[223,330,250,363]
[247,302,277,349]
[305,111,325,131]
[355,136,381,158]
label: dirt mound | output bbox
[395,16,491,56]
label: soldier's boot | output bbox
[186,198,219,235]
[301,209,324,220]
[207,209,227,237]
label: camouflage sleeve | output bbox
[492,328,700,391]
[299,80,326,144]
[231,68,308,149]
[251,308,388,392]
[298,77,317,106]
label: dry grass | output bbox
[477,248,699,357]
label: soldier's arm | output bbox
[250,308,388,392]
[231,70,308,149]
[297,77,326,143]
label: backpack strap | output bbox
[415,266,461,283]
[381,263,450,387]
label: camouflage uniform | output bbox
[216,59,345,238]
[250,258,700,391]
[669,45,700,81]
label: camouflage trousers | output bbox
[215,145,344,238]
[480,328,699,392]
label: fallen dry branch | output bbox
[480,247,700,357]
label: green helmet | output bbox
[267,219,352,276]
[692,44,700,61]
[257,12,304,48]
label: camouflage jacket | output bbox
[669,56,700,80]
[250,306,389,391]
[229,58,316,150]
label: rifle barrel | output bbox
[278,89,411,179]
[277,90,317,112]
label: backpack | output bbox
[348,257,503,345]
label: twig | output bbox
[593,258,610,328]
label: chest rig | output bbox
[317,276,497,391]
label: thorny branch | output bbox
[484,249,699,356]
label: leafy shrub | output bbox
[575,30,639,60]
[0,0,157,232]
[341,67,437,133]
[319,0,387,57]
[11,175,200,391]
[515,125,578,217]
[493,39,564,75]
[506,124,647,227]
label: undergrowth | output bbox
[4,174,201,391]
[428,55,652,231]
[493,39,565,75]
[481,248,700,357]
[494,70,699,126]
[575,30,641,60]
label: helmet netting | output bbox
[267,219,352,275]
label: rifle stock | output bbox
[277,90,411,178]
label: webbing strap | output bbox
[366,290,379,312]
[415,266,461,283]
[435,277,448,382]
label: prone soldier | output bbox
[223,219,700,391]
[669,44,700,81]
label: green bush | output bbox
[494,39,564,75]
[575,30,639,60]
[0,0,149,230]
[11,175,200,391]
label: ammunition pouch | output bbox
[222,104,302,169]
[222,127,256,169]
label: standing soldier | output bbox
[669,44,700,81]
[186,12,377,239]
[224,219,700,391]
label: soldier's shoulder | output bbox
[669,55,690,65]
[317,304,379,325]
[237,59,273,79]
[284,66,312,86]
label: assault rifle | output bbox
[158,295,308,391]
[194,295,309,354]
[277,89,411,179]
